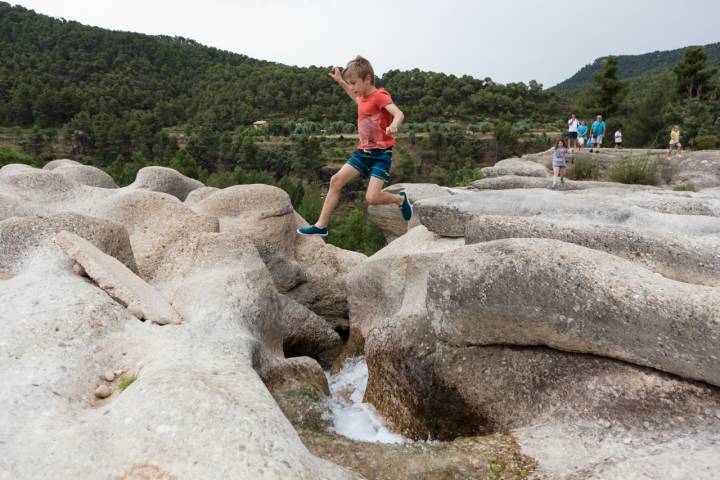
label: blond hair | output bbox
[343,55,374,83]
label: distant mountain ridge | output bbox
[551,42,720,95]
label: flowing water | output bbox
[325,357,407,444]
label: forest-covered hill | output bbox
[551,42,720,96]
[0,1,561,130]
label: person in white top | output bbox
[614,128,623,149]
[567,113,579,150]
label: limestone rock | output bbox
[425,239,720,385]
[0,191,47,221]
[279,294,342,362]
[0,213,137,274]
[0,163,37,176]
[0,247,357,479]
[416,189,720,237]
[469,175,656,191]
[347,225,464,339]
[183,186,219,205]
[480,158,549,178]
[290,230,366,334]
[263,356,333,436]
[53,164,118,188]
[465,215,720,286]
[127,166,204,201]
[91,190,218,280]
[56,230,182,325]
[42,158,82,171]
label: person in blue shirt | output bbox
[590,115,606,153]
[577,120,589,151]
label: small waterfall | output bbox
[325,357,407,444]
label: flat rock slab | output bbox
[465,215,720,286]
[56,230,182,325]
[416,189,720,237]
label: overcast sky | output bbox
[12,0,720,87]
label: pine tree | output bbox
[673,47,718,100]
[591,57,628,117]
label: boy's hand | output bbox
[385,125,398,137]
[329,66,343,83]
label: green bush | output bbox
[609,156,658,185]
[327,205,386,256]
[0,144,43,168]
[297,184,324,223]
[567,156,600,180]
[693,135,719,150]
[672,183,696,192]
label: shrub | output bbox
[672,183,696,192]
[0,144,43,168]
[609,156,658,185]
[297,184,324,223]
[567,156,600,180]
[693,135,719,150]
[327,205,386,256]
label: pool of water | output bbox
[325,357,407,444]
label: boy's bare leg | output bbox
[365,177,403,206]
[315,164,361,228]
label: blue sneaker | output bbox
[399,191,412,222]
[297,225,328,237]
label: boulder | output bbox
[0,163,37,176]
[465,215,720,286]
[90,190,219,280]
[423,239,720,386]
[126,166,204,201]
[346,225,464,339]
[480,158,549,178]
[53,164,118,188]
[672,150,720,188]
[192,184,299,283]
[290,229,366,334]
[278,294,342,361]
[42,158,82,170]
[184,186,219,205]
[0,247,357,479]
[355,234,720,477]
[0,213,137,274]
[0,191,46,221]
[416,189,720,237]
[56,230,182,325]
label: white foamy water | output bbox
[326,357,407,444]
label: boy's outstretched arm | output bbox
[329,66,358,103]
[384,103,405,137]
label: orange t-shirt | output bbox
[357,88,395,150]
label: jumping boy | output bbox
[297,56,411,237]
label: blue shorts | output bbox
[568,132,578,139]
[346,148,392,183]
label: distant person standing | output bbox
[667,125,683,159]
[577,120,589,151]
[567,113,579,151]
[590,115,606,153]
[614,127,623,149]
[550,138,569,189]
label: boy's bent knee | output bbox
[329,174,345,190]
[365,192,381,205]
